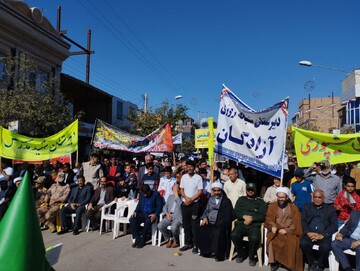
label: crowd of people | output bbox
[1,153,360,271]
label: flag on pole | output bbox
[0,171,54,271]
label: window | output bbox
[117,101,123,120]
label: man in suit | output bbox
[137,154,160,187]
[85,176,114,231]
[300,189,338,271]
[332,210,360,271]
[130,184,164,248]
[157,182,182,248]
[58,176,93,235]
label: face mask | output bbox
[321,170,331,175]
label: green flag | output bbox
[0,171,54,271]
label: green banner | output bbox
[292,126,360,167]
[0,120,78,161]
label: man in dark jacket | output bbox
[85,176,114,231]
[331,210,360,271]
[300,189,338,271]
[197,182,233,262]
[58,176,93,235]
[130,184,164,248]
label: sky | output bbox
[26,0,360,123]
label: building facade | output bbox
[293,96,341,133]
[340,70,360,132]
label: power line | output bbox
[79,0,184,95]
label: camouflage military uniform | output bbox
[37,183,70,232]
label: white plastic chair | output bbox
[113,199,138,239]
[157,213,184,247]
[329,224,356,271]
[229,220,264,267]
[99,200,127,239]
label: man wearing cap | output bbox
[231,183,267,266]
[197,182,233,262]
[58,176,93,235]
[34,176,47,209]
[179,160,203,253]
[223,168,246,208]
[37,172,71,233]
[265,186,303,271]
[305,160,342,205]
[300,189,338,271]
[291,167,314,212]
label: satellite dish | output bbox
[175,95,183,100]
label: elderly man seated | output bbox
[130,184,164,249]
[265,187,303,271]
[197,182,233,262]
[300,189,338,271]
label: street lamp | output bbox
[298,60,350,73]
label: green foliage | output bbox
[127,101,189,136]
[180,137,196,154]
[0,53,73,136]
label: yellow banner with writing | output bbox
[195,128,217,148]
[292,126,360,167]
[0,120,78,161]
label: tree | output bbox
[127,101,189,136]
[0,53,73,137]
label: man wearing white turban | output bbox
[265,186,303,271]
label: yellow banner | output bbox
[292,126,360,167]
[0,120,78,161]
[195,128,216,149]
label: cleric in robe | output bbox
[196,182,233,262]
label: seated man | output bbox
[265,187,303,271]
[130,184,163,248]
[301,189,338,271]
[58,176,93,235]
[37,173,71,232]
[332,210,360,271]
[197,182,233,262]
[157,182,182,248]
[231,183,267,266]
[86,176,114,231]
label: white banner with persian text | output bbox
[215,86,288,178]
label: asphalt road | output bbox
[42,229,266,271]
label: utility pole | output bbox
[57,6,95,84]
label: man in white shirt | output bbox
[179,160,203,253]
[223,168,246,207]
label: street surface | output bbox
[42,229,265,271]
